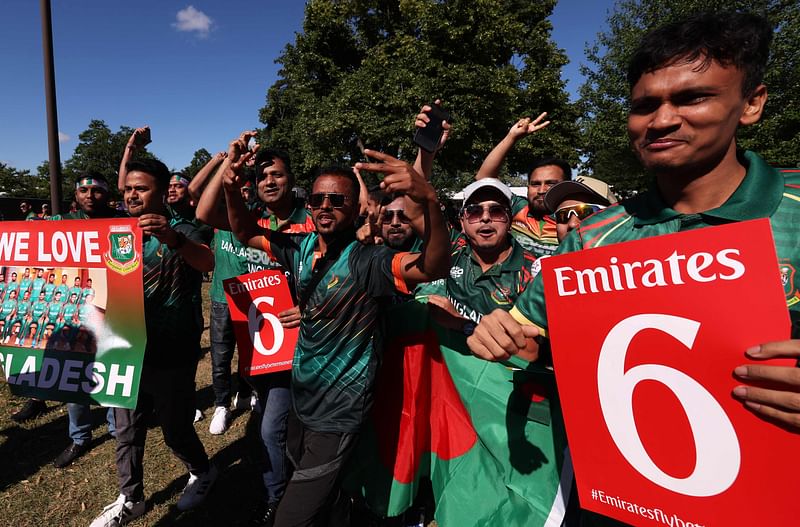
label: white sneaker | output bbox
[193,409,203,423]
[208,406,230,435]
[176,465,218,511]
[250,394,261,413]
[89,494,145,527]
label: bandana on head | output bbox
[75,178,109,191]
[170,174,190,187]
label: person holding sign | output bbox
[224,132,450,527]
[90,158,216,527]
[467,11,800,525]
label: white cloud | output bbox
[58,131,70,143]
[172,6,213,37]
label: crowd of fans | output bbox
[2,11,799,527]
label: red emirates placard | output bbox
[542,219,793,527]
[224,270,297,376]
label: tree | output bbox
[259,0,580,192]
[578,0,800,194]
[0,162,51,198]
[63,119,158,198]
[182,148,212,179]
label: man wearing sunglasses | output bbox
[194,137,314,526]
[380,196,419,252]
[224,135,449,527]
[475,114,573,259]
[544,177,617,243]
[424,178,538,339]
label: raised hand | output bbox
[506,112,551,141]
[415,99,451,152]
[355,149,435,204]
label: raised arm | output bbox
[356,150,450,287]
[188,151,227,201]
[475,113,550,180]
[118,127,150,192]
[221,131,267,250]
[195,154,234,230]
[412,100,450,181]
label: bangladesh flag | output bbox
[346,301,574,526]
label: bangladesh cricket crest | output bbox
[104,226,141,275]
[779,260,798,307]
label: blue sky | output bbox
[0,0,614,175]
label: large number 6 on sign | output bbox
[597,314,740,497]
[248,296,285,356]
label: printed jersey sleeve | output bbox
[354,245,411,297]
[260,230,302,272]
[508,228,583,336]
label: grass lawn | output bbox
[0,283,270,526]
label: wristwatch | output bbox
[461,321,477,337]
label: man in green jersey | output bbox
[225,132,450,527]
[42,272,57,302]
[29,290,49,337]
[425,179,538,335]
[54,274,70,302]
[80,278,95,304]
[31,268,45,297]
[90,157,217,527]
[0,289,18,328]
[467,13,800,524]
[18,268,32,298]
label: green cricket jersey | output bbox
[209,205,314,303]
[263,229,410,433]
[31,278,45,297]
[60,301,79,326]
[31,300,48,321]
[511,151,800,332]
[81,287,95,303]
[54,284,69,301]
[1,298,16,320]
[442,234,538,324]
[142,220,206,367]
[19,278,32,295]
[42,282,56,302]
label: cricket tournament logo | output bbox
[779,260,798,307]
[104,225,141,275]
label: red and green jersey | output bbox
[509,194,559,258]
[263,229,410,433]
[209,205,315,303]
[511,151,800,335]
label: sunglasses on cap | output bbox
[461,203,510,224]
[381,209,410,224]
[309,192,350,209]
[554,203,606,224]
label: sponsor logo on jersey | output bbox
[450,266,464,279]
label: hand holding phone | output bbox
[134,126,151,148]
[413,103,452,153]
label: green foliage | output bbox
[259,0,580,192]
[0,162,51,198]
[578,0,800,193]
[182,148,213,179]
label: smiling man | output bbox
[224,134,450,527]
[469,5,800,482]
[90,158,216,527]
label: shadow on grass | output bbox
[150,410,268,526]
[0,403,114,491]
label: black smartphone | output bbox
[135,127,151,148]
[413,104,451,153]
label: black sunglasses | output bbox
[381,209,410,224]
[309,192,349,209]
[461,203,510,224]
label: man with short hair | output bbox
[20,201,37,220]
[476,115,570,258]
[90,157,217,527]
[380,196,418,252]
[467,13,800,524]
[42,272,56,302]
[54,274,70,303]
[224,133,450,527]
[31,268,46,297]
[81,278,95,304]
[195,139,314,526]
[18,268,32,298]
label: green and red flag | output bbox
[348,301,572,526]
[0,219,146,409]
